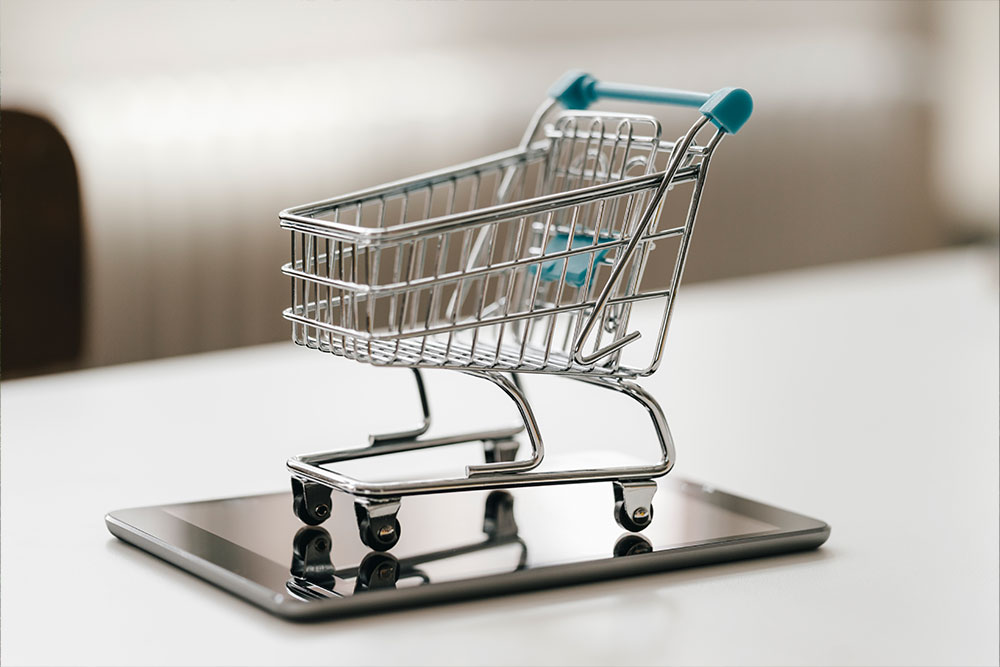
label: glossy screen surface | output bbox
[145,477,792,601]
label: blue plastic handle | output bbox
[548,70,753,135]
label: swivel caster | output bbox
[355,498,402,552]
[613,480,657,532]
[291,478,333,526]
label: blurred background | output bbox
[2,0,997,378]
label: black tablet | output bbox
[106,477,829,621]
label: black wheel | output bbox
[613,534,653,558]
[614,500,653,532]
[357,513,401,551]
[291,478,333,526]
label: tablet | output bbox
[106,476,828,621]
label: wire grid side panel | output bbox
[289,181,681,375]
[288,113,709,375]
[544,112,663,190]
[288,194,707,375]
[286,151,545,349]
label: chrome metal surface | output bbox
[355,497,401,520]
[368,369,431,444]
[280,87,735,517]
[287,375,674,498]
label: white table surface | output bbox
[3,247,998,666]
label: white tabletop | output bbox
[3,247,998,666]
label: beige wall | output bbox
[2,0,996,368]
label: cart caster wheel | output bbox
[358,516,401,551]
[291,478,333,526]
[614,500,653,532]
[613,534,653,558]
[612,480,657,532]
[355,501,401,552]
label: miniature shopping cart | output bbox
[279,71,752,551]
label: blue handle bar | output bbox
[548,70,753,135]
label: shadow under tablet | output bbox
[106,477,829,621]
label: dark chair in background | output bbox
[1,110,83,378]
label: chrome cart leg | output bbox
[288,374,673,499]
[612,479,657,532]
[291,477,333,526]
[464,370,544,476]
[368,369,431,445]
[291,369,525,472]
[577,376,676,475]
[354,497,402,551]
[287,368,527,526]
[577,377,674,532]
[483,374,524,464]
